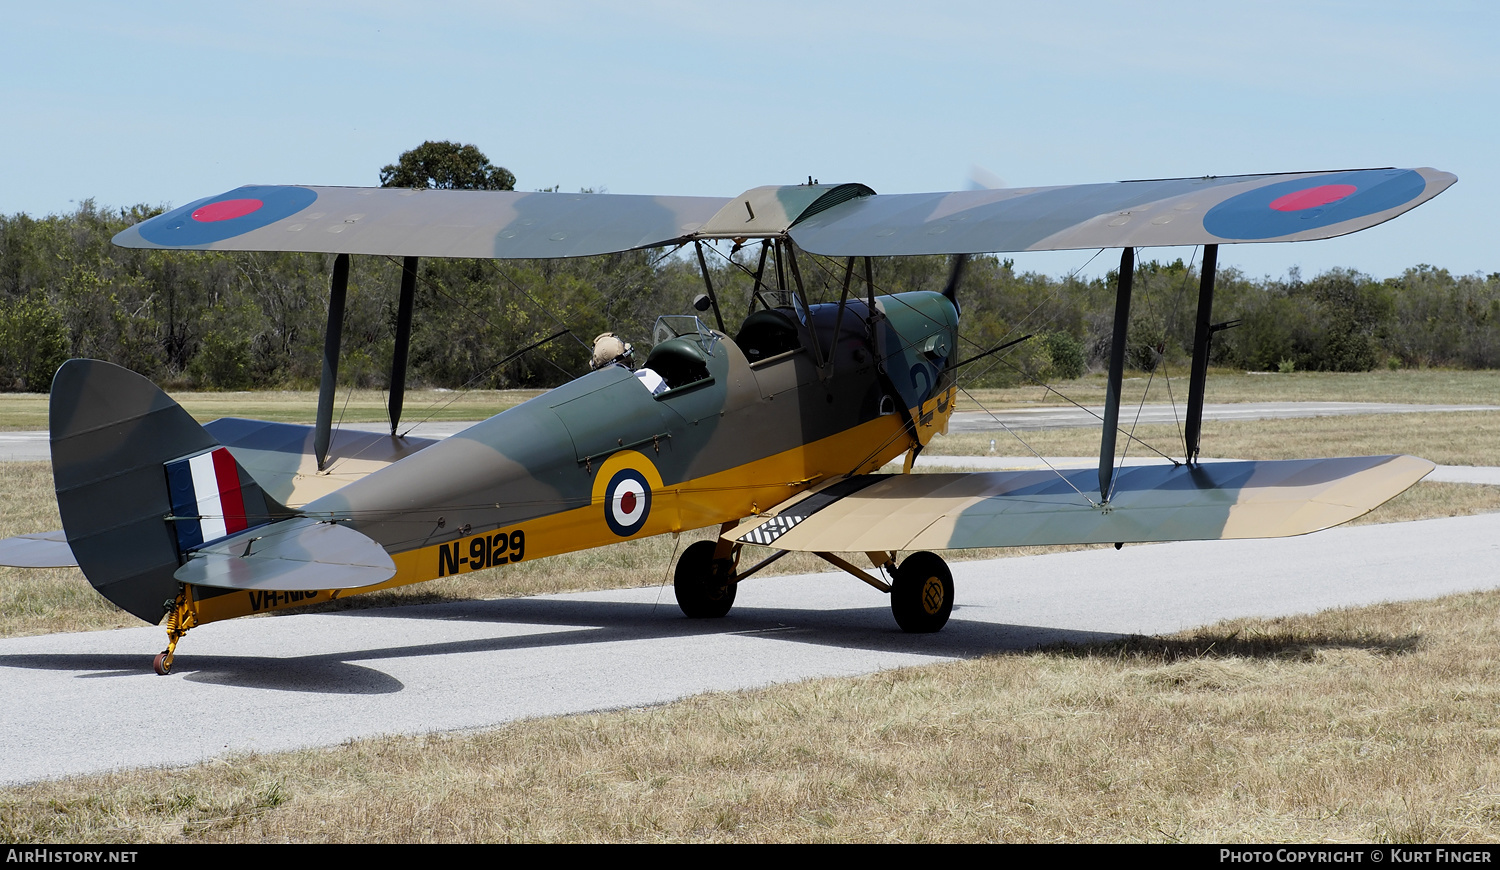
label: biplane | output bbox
[0,167,1454,674]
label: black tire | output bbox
[891,551,953,633]
[674,540,737,618]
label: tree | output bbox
[378,141,516,191]
[0,294,68,391]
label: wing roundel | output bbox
[114,186,731,259]
[786,168,1455,256]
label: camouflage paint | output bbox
[301,291,958,577]
[730,455,1435,552]
[124,290,959,627]
[113,170,1455,261]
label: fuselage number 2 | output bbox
[437,529,525,577]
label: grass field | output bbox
[3,372,1500,841]
[962,366,1500,408]
[5,590,1500,842]
[0,367,1495,432]
[944,410,1500,468]
[0,388,544,432]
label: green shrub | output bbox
[0,295,69,391]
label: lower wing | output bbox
[728,456,1433,551]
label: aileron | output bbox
[728,455,1434,552]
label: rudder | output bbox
[50,360,287,623]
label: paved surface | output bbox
[3,403,1495,461]
[3,400,1496,784]
[3,512,1500,785]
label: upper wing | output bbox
[790,168,1456,255]
[727,455,1434,552]
[112,169,1454,259]
[112,186,731,259]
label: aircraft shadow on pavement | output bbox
[0,596,1119,694]
[325,594,1131,655]
[0,650,406,694]
[0,598,1423,694]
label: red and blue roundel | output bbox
[138,185,318,247]
[1203,169,1426,241]
[604,468,652,537]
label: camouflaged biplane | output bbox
[0,168,1455,674]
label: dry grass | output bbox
[0,369,1495,432]
[0,388,543,431]
[932,411,1500,468]
[1345,481,1500,526]
[962,367,1500,410]
[0,463,137,636]
[5,590,1500,842]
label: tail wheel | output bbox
[891,551,953,633]
[674,540,737,618]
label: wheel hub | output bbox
[921,575,945,614]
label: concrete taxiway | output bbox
[2,511,1498,785]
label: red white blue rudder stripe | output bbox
[165,447,254,551]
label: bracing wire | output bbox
[652,532,685,615]
[796,245,1186,483]
[955,385,1100,508]
[1109,247,1201,496]
[942,248,1106,387]
[314,257,584,475]
[791,249,1105,487]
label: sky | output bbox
[2,1,1494,282]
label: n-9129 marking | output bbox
[438,529,526,577]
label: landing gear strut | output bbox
[152,590,198,675]
[812,550,955,633]
[674,540,738,618]
[674,529,955,633]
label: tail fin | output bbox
[50,360,288,623]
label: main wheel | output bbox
[891,551,953,633]
[674,540,737,618]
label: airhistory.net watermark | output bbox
[5,852,137,864]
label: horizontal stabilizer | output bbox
[728,455,1434,552]
[175,516,395,592]
[0,531,77,568]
